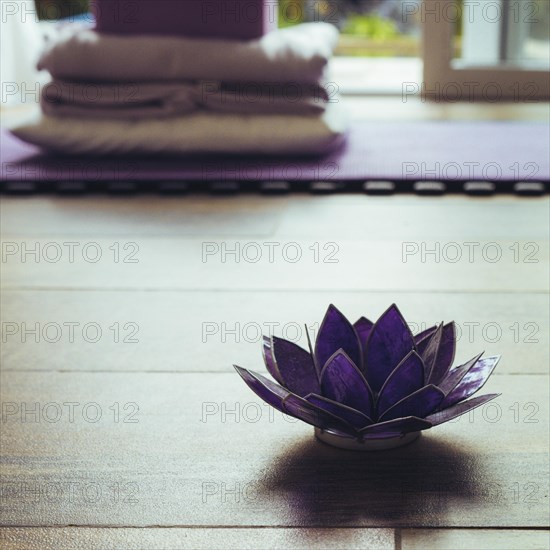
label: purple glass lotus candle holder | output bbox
[234,304,501,451]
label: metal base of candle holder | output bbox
[315,427,421,451]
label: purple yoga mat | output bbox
[1,122,548,183]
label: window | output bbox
[279,1,424,94]
[423,0,550,100]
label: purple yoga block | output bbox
[92,0,277,39]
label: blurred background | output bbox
[33,0,549,60]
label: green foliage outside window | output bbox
[341,14,398,40]
[278,0,305,28]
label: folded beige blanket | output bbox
[38,22,339,85]
[41,79,333,119]
[12,102,348,156]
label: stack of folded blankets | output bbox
[12,6,347,156]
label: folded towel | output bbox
[41,80,196,119]
[41,79,334,119]
[38,23,339,85]
[11,102,348,156]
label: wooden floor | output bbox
[1,100,549,549]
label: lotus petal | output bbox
[426,393,501,425]
[428,322,456,384]
[415,328,438,358]
[377,350,425,417]
[441,355,501,408]
[419,322,442,381]
[234,366,354,434]
[282,393,357,434]
[315,304,362,374]
[379,385,445,422]
[353,316,373,371]
[269,336,319,397]
[262,336,283,384]
[320,350,373,417]
[306,393,373,428]
[234,365,289,414]
[359,416,432,437]
[438,352,484,395]
[365,304,415,392]
[414,325,437,344]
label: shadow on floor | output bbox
[259,432,498,532]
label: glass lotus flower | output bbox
[234,304,500,450]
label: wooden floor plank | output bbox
[1,290,548,374]
[2,196,548,240]
[1,371,547,528]
[0,196,287,238]
[275,196,550,240]
[0,527,395,550]
[401,528,550,550]
[1,236,547,291]
[2,196,548,293]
